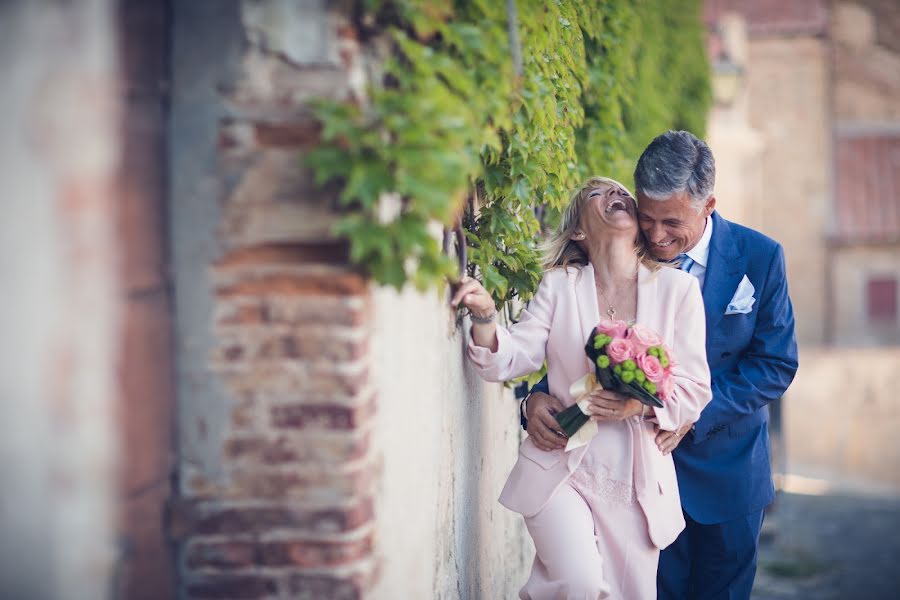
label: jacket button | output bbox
[721,351,732,358]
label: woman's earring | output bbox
[575,233,586,240]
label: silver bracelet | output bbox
[469,310,496,324]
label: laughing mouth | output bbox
[605,199,628,213]
[654,240,675,247]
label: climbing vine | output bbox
[308,0,710,310]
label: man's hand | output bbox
[586,390,644,422]
[525,392,568,451]
[655,423,692,455]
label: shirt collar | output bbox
[685,215,713,268]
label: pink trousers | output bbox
[520,482,660,599]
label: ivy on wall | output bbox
[308,0,711,310]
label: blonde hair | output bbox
[542,176,659,272]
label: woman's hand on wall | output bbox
[450,276,496,319]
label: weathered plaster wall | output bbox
[370,287,531,599]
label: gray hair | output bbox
[633,130,716,210]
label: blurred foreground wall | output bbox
[0,1,120,599]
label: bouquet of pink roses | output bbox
[555,320,676,443]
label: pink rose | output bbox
[606,338,635,364]
[657,375,675,402]
[637,353,665,383]
[627,324,663,355]
[597,319,629,339]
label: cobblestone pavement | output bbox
[752,483,900,599]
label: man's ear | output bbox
[703,195,716,217]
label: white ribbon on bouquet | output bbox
[564,372,603,452]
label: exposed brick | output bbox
[218,118,256,154]
[219,366,370,403]
[247,331,366,363]
[271,397,375,430]
[230,465,375,502]
[260,534,373,568]
[223,437,267,461]
[214,243,350,270]
[225,436,291,464]
[265,295,369,327]
[288,574,364,600]
[222,344,245,361]
[255,120,322,147]
[170,498,374,539]
[217,271,367,297]
[212,347,369,394]
[306,365,370,397]
[214,326,368,364]
[230,393,261,431]
[225,431,372,466]
[185,575,278,599]
[295,330,367,361]
[186,541,257,570]
[216,301,267,326]
[216,295,368,329]
[228,50,358,113]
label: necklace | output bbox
[596,285,618,319]
[595,275,637,321]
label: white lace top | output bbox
[566,418,645,508]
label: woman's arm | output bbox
[453,272,558,382]
[651,276,713,432]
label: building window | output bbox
[867,277,898,321]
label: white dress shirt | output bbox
[682,216,713,289]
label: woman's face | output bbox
[577,185,638,241]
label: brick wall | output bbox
[169,1,378,597]
[169,3,531,598]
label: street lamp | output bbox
[712,56,744,107]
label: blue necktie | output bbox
[677,254,694,273]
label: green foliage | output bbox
[307,0,710,309]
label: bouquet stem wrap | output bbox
[555,373,602,452]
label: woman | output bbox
[451,177,712,599]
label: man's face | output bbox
[636,191,715,261]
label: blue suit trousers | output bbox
[657,508,765,600]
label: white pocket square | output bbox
[726,275,756,315]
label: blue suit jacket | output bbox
[529,212,798,524]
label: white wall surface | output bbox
[370,284,532,599]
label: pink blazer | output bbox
[468,263,712,549]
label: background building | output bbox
[705,0,900,490]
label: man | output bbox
[524,130,798,599]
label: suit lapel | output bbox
[703,212,744,332]
[574,263,600,371]
[636,263,656,327]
